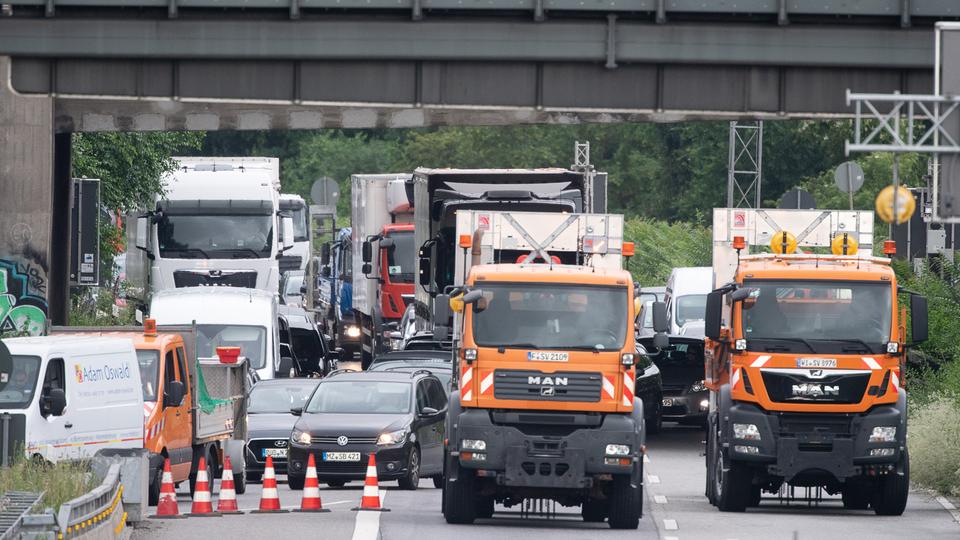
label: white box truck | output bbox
[0,336,144,464]
[129,157,295,303]
[351,174,414,366]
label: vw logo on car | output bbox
[337,435,349,446]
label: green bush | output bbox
[624,218,712,288]
[909,397,960,496]
[0,457,96,510]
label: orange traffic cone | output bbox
[294,454,330,513]
[251,456,288,513]
[352,454,389,512]
[216,456,244,515]
[150,458,185,519]
[188,456,221,517]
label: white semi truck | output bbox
[279,193,310,273]
[127,157,295,305]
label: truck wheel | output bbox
[607,475,641,529]
[714,449,750,512]
[148,465,162,506]
[476,496,495,519]
[189,450,215,497]
[443,459,477,524]
[873,450,909,516]
[398,447,421,490]
[581,499,607,523]
[705,419,718,506]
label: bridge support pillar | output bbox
[0,56,59,333]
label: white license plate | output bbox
[262,448,287,459]
[322,452,361,462]
[796,358,838,369]
[528,351,569,362]
[662,398,674,407]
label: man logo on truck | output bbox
[527,376,568,386]
[791,383,840,398]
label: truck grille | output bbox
[279,256,302,273]
[173,270,257,288]
[761,370,871,405]
[777,413,853,437]
[493,370,601,402]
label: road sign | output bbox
[834,161,865,193]
[310,177,340,208]
[777,189,816,210]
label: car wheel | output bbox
[398,447,421,490]
[607,475,641,529]
[326,480,347,488]
[432,475,443,489]
[234,470,247,495]
[288,475,305,491]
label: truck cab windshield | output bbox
[385,231,415,284]
[158,213,273,259]
[0,355,41,409]
[472,283,629,351]
[740,280,892,354]
[196,325,268,369]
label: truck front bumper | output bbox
[455,409,642,489]
[725,399,906,482]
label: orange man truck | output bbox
[442,263,646,529]
[53,323,249,505]
[700,208,927,515]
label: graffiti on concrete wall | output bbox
[0,260,48,336]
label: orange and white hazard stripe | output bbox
[622,372,635,407]
[480,372,494,396]
[602,374,616,401]
[461,366,474,402]
[731,367,742,391]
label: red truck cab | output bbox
[378,223,415,320]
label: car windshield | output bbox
[0,355,41,409]
[305,381,411,414]
[158,213,273,259]
[741,280,893,353]
[385,231,415,284]
[284,274,305,296]
[472,283,629,350]
[196,325,268,369]
[676,294,707,327]
[640,301,653,328]
[136,350,160,402]
[249,382,317,413]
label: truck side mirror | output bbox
[135,216,149,251]
[362,240,373,264]
[43,387,67,417]
[290,407,303,416]
[321,266,331,278]
[362,263,372,276]
[321,244,331,265]
[164,380,186,408]
[281,217,295,252]
[910,294,928,344]
[705,290,723,340]
[651,302,669,334]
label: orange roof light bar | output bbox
[143,318,157,337]
[622,242,635,257]
[883,239,896,255]
[732,235,746,251]
[458,234,473,249]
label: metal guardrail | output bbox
[56,464,126,539]
[0,492,43,540]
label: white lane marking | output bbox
[654,495,668,504]
[324,500,351,506]
[665,537,679,540]
[647,475,660,484]
[935,495,960,524]
[643,454,651,464]
[663,519,679,530]
[351,492,387,540]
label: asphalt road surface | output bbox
[132,426,960,540]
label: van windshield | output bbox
[137,350,160,402]
[676,294,707,327]
[0,355,41,409]
[157,214,273,259]
[197,325,268,369]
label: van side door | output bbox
[35,358,70,461]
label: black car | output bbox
[244,378,320,482]
[635,343,664,434]
[287,371,447,490]
[368,361,453,390]
[279,305,341,377]
[638,336,707,427]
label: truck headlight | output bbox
[620,353,635,367]
[733,423,761,441]
[869,426,897,443]
[345,325,361,338]
[605,444,631,456]
[690,380,707,393]
[461,439,486,451]
[291,429,312,446]
[377,428,408,446]
[464,349,478,362]
[886,342,900,354]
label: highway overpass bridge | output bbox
[0,0,957,324]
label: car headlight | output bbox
[345,325,361,338]
[461,439,486,451]
[733,423,761,441]
[377,428,408,446]
[689,380,707,393]
[291,429,312,445]
[605,444,631,456]
[869,426,897,443]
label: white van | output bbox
[0,336,144,463]
[665,267,713,336]
[149,287,280,381]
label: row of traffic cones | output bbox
[151,453,387,518]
